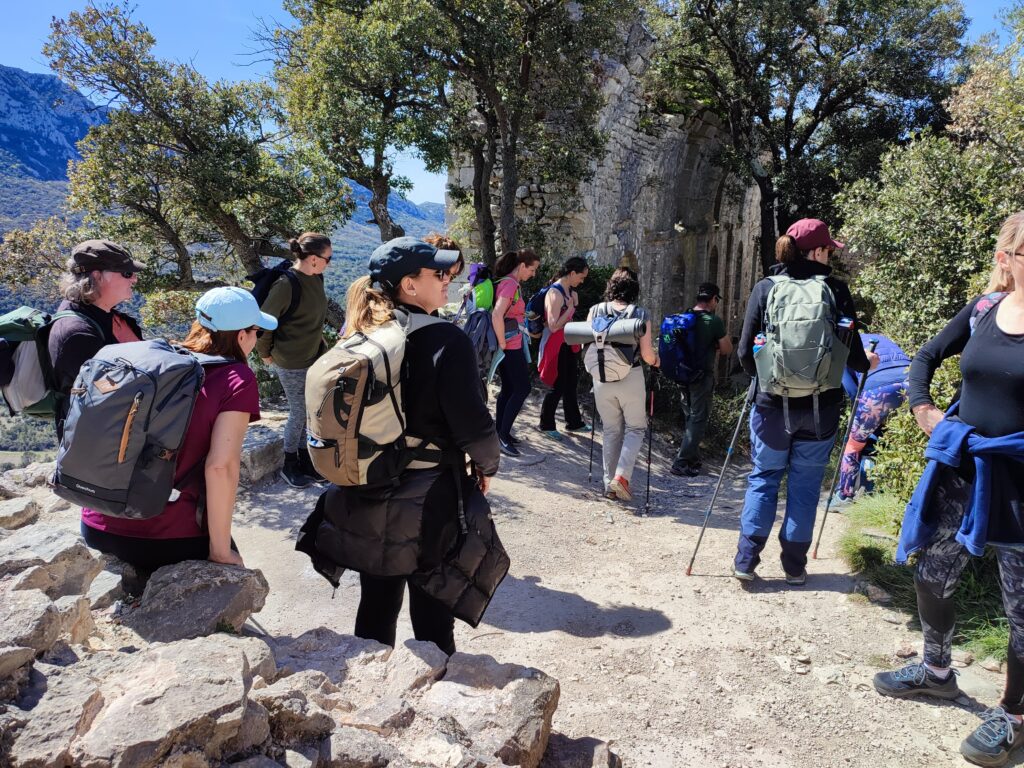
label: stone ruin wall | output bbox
[448,23,762,369]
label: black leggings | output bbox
[539,343,583,430]
[495,347,530,441]
[354,573,456,656]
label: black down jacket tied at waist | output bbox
[298,467,510,628]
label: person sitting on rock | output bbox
[49,239,144,439]
[80,287,275,588]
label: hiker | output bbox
[732,219,877,585]
[588,267,659,502]
[256,232,332,488]
[79,287,274,586]
[537,256,590,441]
[670,282,733,477]
[491,248,541,457]
[49,239,144,439]
[874,212,1024,768]
[424,232,465,282]
[832,332,910,506]
[310,238,500,656]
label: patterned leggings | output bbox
[915,465,1024,714]
[274,365,309,453]
[838,380,907,497]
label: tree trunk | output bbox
[471,136,498,267]
[367,175,405,242]
[498,135,519,254]
[755,176,778,277]
[208,208,264,276]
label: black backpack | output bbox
[247,260,301,330]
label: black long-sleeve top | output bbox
[402,304,500,476]
[908,297,1024,437]
[738,260,870,409]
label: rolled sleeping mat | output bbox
[564,318,647,346]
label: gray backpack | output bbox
[753,275,849,430]
[52,339,229,519]
[583,303,638,383]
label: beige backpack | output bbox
[305,309,448,487]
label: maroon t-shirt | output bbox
[81,362,260,539]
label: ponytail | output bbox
[557,256,589,278]
[343,276,397,338]
[775,234,803,265]
[289,232,332,262]
[494,247,541,279]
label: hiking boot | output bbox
[499,439,521,458]
[566,423,593,434]
[281,452,315,488]
[873,662,961,700]
[961,707,1024,767]
[684,464,701,477]
[670,463,687,477]
[829,491,854,511]
[785,570,807,586]
[539,429,564,442]
[299,448,329,486]
[609,475,632,501]
[732,567,755,582]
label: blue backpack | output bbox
[659,311,710,384]
[525,283,568,338]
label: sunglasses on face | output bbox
[109,270,136,279]
[424,268,452,283]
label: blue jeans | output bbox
[734,401,839,576]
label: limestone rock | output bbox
[0,584,70,654]
[251,671,336,743]
[123,560,269,642]
[241,425,284,486]
[0,525,102,597]
[87,565,125,611]
[270,629,389,686]
[5,463,54,489]
[540,733,622,768]
[220,698,271,757]
[53,595,94,644]
[0,646,34,679]
[420,653,560,768]
[219,635,278,683]
[0,498,39,530]
[322,726,399,768]
[70,637,252,766]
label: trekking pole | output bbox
[812,339,879,559]
[685,377,756,576]
[644,368,656,515]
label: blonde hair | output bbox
[984,211,1024,293]
[343,276,396,338]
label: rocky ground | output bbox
[241,399,1013,768]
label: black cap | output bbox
[697,282,721,300]
[368,236,460,288]
[71,240,145,275]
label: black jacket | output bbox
[47,300,143,437]
[738,260,870,410]
[312,305,501,578]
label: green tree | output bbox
[407,0,630,262]
[273,0,450,243]
[650,0,966,274]
[43,2,351,285]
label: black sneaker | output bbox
[785,571,807,586]
[873,662,961,700]
[685,464,701,477]
[281,453,315,488]
[961,707,1023,767]
[670,463,687,477]
[499,439,521,458]
[507,433,522,446]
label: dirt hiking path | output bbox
[238,400,1010,768]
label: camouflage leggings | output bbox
[915,465,1024,712]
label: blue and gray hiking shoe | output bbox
[961,707,1023,767]
[873,662,961,700]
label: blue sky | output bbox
[4,1,1014,204]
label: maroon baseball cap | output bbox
[785,219,844,252]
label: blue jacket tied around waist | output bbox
[896,404,1024,563]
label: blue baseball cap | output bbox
[368,236,460,288]
[196,286,278,332]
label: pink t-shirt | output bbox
[82,362,260,539]
[496,277,525,351]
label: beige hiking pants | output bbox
[594,366,648,488]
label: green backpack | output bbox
[753,275,849,431]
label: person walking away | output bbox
[312,237,500,655]
[80,287,274,589]
[832,332,910,506]
[491,248,541,457]
[670,282,733,477]
[49,240,144,440]
[873,212,1024,768]
[538,257,590,440]
[256,233,332,488]
[733,219,877,585]
[588,267,660,502]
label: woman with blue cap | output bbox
[80,287,276,587]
